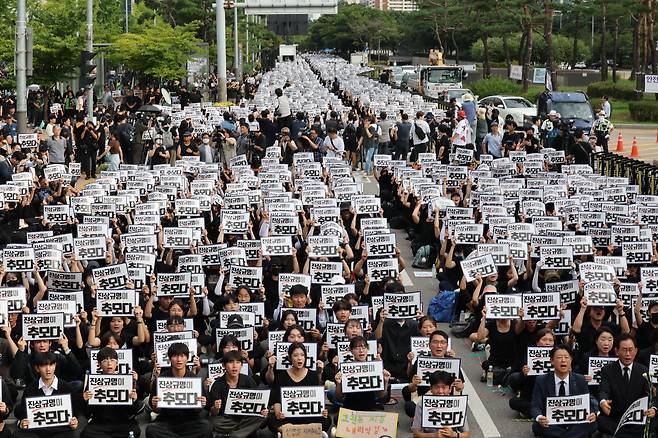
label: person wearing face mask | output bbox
[590,110,613,153]
[198,132,214,164]
[147,135,169,167]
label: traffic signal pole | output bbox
[15,0,27,134]
[86,0,94,119]
[216,1,227,102]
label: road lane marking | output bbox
[463,373,502,437]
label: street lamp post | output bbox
[86,0,94,119]
[15,0,27,134]
[233,3,240,78]
[216,1,227,102]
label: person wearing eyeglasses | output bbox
[81,347,142,438]
[334,336,391,412]
[403,330,464,419]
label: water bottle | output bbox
[128,432,135,438]
[486,365,494,387]
[458,310,465,323]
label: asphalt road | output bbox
[357,172,534,438]
[610,125,658,164]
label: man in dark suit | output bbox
[531,344,598,438]
[598,333,657,438]
[14,351,80,438]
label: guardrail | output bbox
[593,152,658,195]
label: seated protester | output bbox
[473,306,518,383]
[14,351,80,438]
[403,330,464,419]
[576,327,614,399]
[146,343,211,438]
[571,295,629,355]
[11,337,82,389]
[508,329,556,418]
[264,325,310,385]
[216,335,254,375]
[87,305,148,348]
[637,328,658,370]
[598,334,657,438]
[0,355,13,438]
[273,284,324,341]
[82,347,143,438]
[531,345,598,438]
[269,343,332,435]
[374,280,418,382]
[206,350,268,438]
[335,336,392,411]
[634,300,658,351]
[411,371,471,438]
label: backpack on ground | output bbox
[428,290,458,323]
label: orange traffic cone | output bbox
[616,133,624,152]
[655,128,658,143]
[631,136,640,158]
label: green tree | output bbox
[108,20,202,82]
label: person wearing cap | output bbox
[147,133,170,167]
[461,93,477,144]
[451,110,472,150]
[591,109,613,153]
[482,120,503,158]
[411,370,471,438]
[177,130,200,159]
[146,343,211,438]
[274,126,297,165]
[206,350,268,438]
[81,347,143,438]
[540,110,560,149]
[14,351,80,438]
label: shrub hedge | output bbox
[587,81,640,101]
[628,101,658,122]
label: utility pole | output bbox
[15,0,27,134]
[216,1,227,102]
[86,0,94,119]
[125,0,129,33]
[233,4,240,78]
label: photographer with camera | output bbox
[300,127,324,162]
[147,134,170,167]
[273,127,297,165]
[78,119,99,178]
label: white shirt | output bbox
[603,101,611,118]
[323,135,345,159]
[554,373,570,397]
[38,376,59,396]
[276,95,291,118]
[453,119,471,146]
[412,119,430,146]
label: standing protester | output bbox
[411,111,430,162]
[591,109,613,154]
[392,112,412,161]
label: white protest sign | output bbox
[383,291,421,319]
[26,394,73,429]
[224,389,270,417]
[546,394,590,425]
[421,395,468,429]
[156,377,203,409]
[88,374,133,405]
[280,386,325,418]
[485,294,522,319]
[340,361,384,393]
[522,293,560,320]
[527,346,553,376]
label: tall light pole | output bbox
[216,1,227,101]
[15,0,27,134]
[233,3,239,78]
[86,0,94,119]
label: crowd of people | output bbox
[0,52,649,438]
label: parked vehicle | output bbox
[478,95,536,126]
[442,88,475,105]
[537,91,595,133]
[405,65,465,99]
